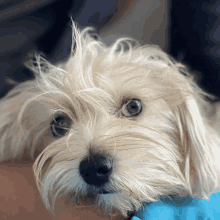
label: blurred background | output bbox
[1,0,220,100]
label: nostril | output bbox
[97,166,112,176]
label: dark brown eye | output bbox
[121,99,142,117]
[51,116,72,137]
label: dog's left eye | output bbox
[51,116,72,137]
[121,99,142,117]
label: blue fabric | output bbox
[131,192,220,220]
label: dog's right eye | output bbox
[51,116,72,137]
[121,99,142,117]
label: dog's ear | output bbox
[175,98,219,197]
[0,81,52,161]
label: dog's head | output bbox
[0,25,218,216]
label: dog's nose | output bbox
[79,154,112,186]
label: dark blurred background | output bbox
[1,0,220,100]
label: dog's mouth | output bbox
[87,186,114,198]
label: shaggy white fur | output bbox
[0,23,220,217]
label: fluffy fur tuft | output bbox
[0,23,220,217]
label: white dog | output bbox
[0,24,220,218]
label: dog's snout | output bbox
[79,154,112,186]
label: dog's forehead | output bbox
[75,59,160,91]
[60,56,186,113]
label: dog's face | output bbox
[0,27,218,217]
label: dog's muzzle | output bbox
[79,153,113,190]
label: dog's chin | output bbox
[55,193,127,220]
[64,188,136,218]
[87,190,137,218]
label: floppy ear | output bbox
[175,97,219,197]
[0,81,52,161]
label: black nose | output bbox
[79,154,112,186]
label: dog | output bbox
[0,24,220,218]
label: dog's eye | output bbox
[51,116,72,137]
[121,99,142,117]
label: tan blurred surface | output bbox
[0,162,124,220]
